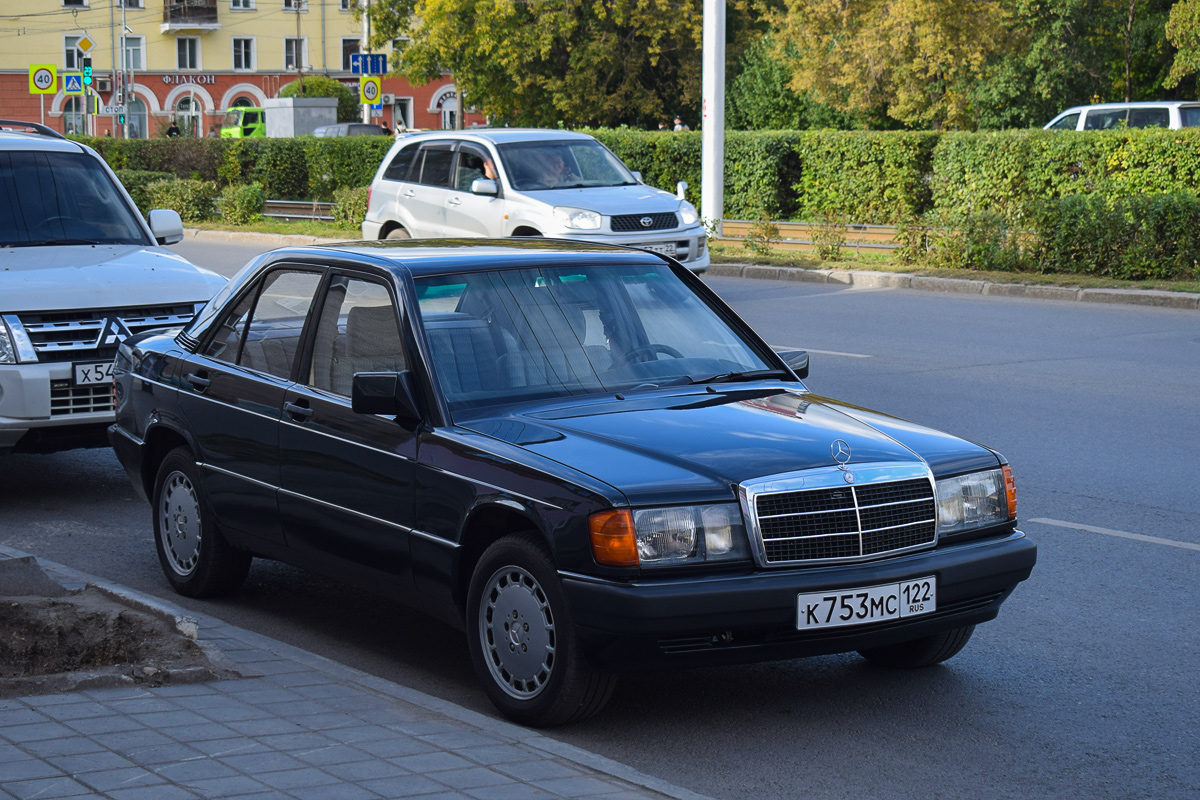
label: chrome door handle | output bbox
[447,197,462,206]
[185,372,211,391]
[284,401,314,421]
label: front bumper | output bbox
[562,531,1036,670]
[0,363,114,452]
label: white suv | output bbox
[1044,101,1200,131]
[361,129,709,272]
[0,120,226,454]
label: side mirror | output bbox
[147,209,184,245]
[676,181,688,200]
[631,171,643,182]
[470,178,499,196]
[773,348,810,380]
[351,371,421,423]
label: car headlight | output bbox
[589,504,752,566]
[936,466,1016,536]
[0,320,16,364]
[679,200,699,225]
[552,206,602,230]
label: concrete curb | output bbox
[707,262,1200,310]
[0,544,712,800]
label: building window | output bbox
[283,0,307,11]
[62,0,87,6]
[118,0,143,8]
[341,38,360,71]
[391,36,410,53]
[121,35,145,71]
[177,37,200,70]
[339,0,354,10]
[284,37,307,70]
[232,38,255,71]
[394,97,413,131]
[175,96,201,138]
[64,35,82,70]
[230,0,254,8]
[64,97,85,136]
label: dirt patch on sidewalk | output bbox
[0,558,244,698]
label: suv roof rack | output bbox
[0,119,66,140]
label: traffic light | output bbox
[82,57,92,86]
[118,113,126,125]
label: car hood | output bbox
[0,245,227,312]
[463,387,1001,506]
[523,184,684,218]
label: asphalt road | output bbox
[3,240,1197,799]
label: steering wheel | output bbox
[614,343,685,367]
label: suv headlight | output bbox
[936,466,1017,536]
[0,320,16,364]
[589,504,752,566]
[679,200,699,225]
[552,206,602,230]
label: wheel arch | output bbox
[379,219,409,238]
[454,501,549,617]
[141,424,193,500]
[510,225,543,237]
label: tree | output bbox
[280,75,359,122]
[370,0,705,128]
[1164,0,1200,89]
[726,34,861,130]
[769,0,1013,129]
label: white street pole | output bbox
[700,0,725,235]
[362,0,371,124]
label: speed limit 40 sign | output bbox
[359,76,381,105]
[29,65,57,95]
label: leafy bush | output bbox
[332,186,369,230]
[304,137,394,200]
[1026,193,1200,281]
[115,170,175,213]
[246,139,309,200]
[219,182,264,225]
[144,179,218,223]
[280,75,359,122]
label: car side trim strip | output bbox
[201,462,277,491]
[280,417,413,462]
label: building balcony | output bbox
[162,0,222,33]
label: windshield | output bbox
[496,140,637,190]
[222,111,241,127]
[414,264,775,413]
[0,151,148,247]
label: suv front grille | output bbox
[611,212,679,232]
[753,477,936,564]
[16,303,197,363]
[50,382,114,416]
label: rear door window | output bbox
[416,144,455,188]
[1128,108,1169,128]
[1084,109,1128,130]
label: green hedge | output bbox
[145,178,219,223]
[219,182,265,225]
[332,185,369,230]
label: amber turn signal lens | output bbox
[589,509,639,566]
[1002,465,1017,519]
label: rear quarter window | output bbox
[383,146,417,181]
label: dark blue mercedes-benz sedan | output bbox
[109,239,1036,726]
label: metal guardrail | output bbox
[719,220,900,252]
[262,199,335,222]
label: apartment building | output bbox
[0,0,479,136]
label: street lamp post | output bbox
[700,0,725,235]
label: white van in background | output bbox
[1044,102,1200,131]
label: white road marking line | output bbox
[773,345,873,359]
[1030,517,1200,552]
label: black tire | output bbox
[857,625,975,668]
[385,227,410,240]
[152,447,251,598]
[466,532,616,727]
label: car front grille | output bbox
[16,303,197,363]
[50,382,114,416]
[611,212,679,232]
[752,476,936,564]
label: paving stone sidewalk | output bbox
[0,547,710,800]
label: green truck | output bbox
[219,107,265,138]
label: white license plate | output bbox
[640,242,677,257]
[796,576,936,630]
[73,361,114,386]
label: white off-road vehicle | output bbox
[0,120,226,454]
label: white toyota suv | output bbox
[0,120,226,454]
[361,129,709,272]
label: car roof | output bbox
[388,128,597,147]
[258,238,669,279]
[0,133,87,153]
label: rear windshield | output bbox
[0,151,148,247]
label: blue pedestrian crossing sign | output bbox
[63,73,84,95]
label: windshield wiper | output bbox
[682,369,793,385]
[8,238,105,247]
